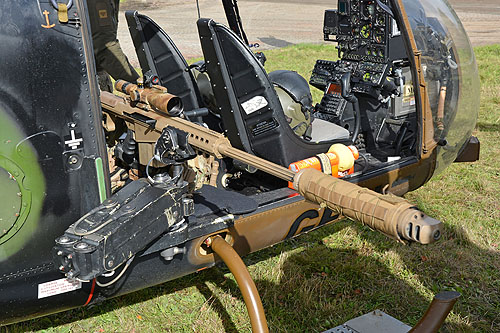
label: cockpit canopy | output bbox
[402,0,480,174]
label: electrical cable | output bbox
[342,153,369,179]
[76,278,90,283]
[146,156,156,184]
[232,0,249,45]
[350,97,361,145]
[95,256,135,288]
[395,122,409,155]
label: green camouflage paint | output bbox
[95,157,107,203]
[0,110,45,261]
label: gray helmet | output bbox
[269,70,313,108]
[269,70,313,138]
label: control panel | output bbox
[315,83,349,123]
[315,0,417,162]
[353,61,389,86]
[317,0,400,97]
[310,59,357,91]
[326,0,392,64]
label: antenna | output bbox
[196,0,201,19]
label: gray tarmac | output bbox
[116,0,500,66]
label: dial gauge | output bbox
[360,24,371,39]
[374,29,385,43]
[376,13,386,26]
[352,14,360,25]
[362,1,376,19]
[351,0,360,11]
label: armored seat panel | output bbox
[126,11,201,111]
[197,18,347,167]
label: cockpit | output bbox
[110,0,479,195]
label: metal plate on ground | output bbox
[324,310,411,333]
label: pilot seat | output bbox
[197,18,350,167]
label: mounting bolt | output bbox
[57,251,63,256]
[108,260,114,267]
[68,155,79,165]
[59,265,65,271]
[75,242,88,250]
[57,236,71,244]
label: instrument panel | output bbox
[316,0,417,162]
[332,0,391,64]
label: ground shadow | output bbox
[476,122,500,132]
[2,219,498,332]
[258,36,294,48]
[195,220,498,332]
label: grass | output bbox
[3,44,500,333]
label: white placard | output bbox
[38,278,82,299]
[241,96,268,115]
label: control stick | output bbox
[341,72,361,144]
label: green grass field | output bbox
[3,44,499,333]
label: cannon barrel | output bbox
[293,168,442,244]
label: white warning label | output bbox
[38,278,82,299]
[241,96,268,115]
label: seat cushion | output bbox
[310,118,350,143]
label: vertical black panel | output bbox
[0,0,109,323]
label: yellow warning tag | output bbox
[58,3,69,23]
[99,9,108,19]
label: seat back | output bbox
[197,18,333,166]
[126,11,202,111]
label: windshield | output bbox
[402,0,480,175]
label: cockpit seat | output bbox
[310,118,350,142]
[197,18,350,167]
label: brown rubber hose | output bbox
[409,291,460,333]
[208,236,269,333]
[437,86,447,130]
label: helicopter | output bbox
[0,0,480,331]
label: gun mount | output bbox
[101,90,442,245]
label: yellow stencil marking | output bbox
[41,10,56,29]
[98,9,108,19]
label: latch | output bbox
[50,0,73,23]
